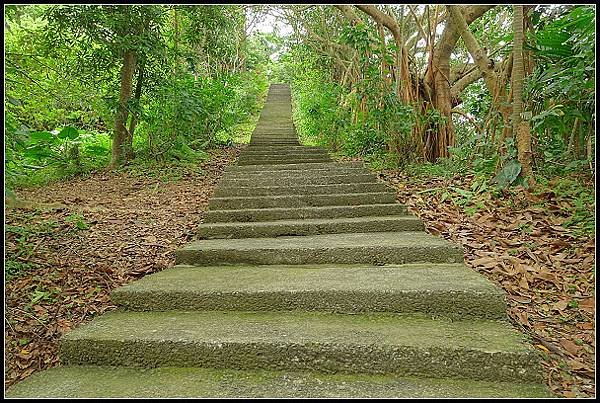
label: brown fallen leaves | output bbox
[378,169,595,398]
[4,146,242,390]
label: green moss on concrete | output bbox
[6,366,551,398]
[226,161,362,172]
[219,174,378,188]
[208,192,397,210]
[111,263,505,318]
[198,215,424,238]
[176,231,464,266]
[60,310,541,382]
[213,182,388,197]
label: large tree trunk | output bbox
[109,50,137,170]
[424,5,494,162]
[512,5,534,185]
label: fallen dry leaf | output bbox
[4,146,241,390]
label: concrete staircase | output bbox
[6,84,550,398]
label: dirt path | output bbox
[4,146,241,388]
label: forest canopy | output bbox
[4,4,595,216]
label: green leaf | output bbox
[492,159,522,188]
[58,126,79,140]
[85,145,108,155]
[30,290,49,305]
[29,131,54,142]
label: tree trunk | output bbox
[512,5,534,185]
[424,5,495,162]
[124,62,144,162]
[109,50,137,170]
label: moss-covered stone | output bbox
[60,310,541,382]
[112,263,505,318]
[5,366,551,398]
[176,231,464,266]
[198,215,424,238]
[208,192,397,210]
[213,182,388,197]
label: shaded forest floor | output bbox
[375,167,595,398]
[4,146,242,389]
[5,148,595,397]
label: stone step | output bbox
[243,146,325,153]
[214,183,388,197]
[226,161,363,172]
[225,166,368,177]
[241,150,329,157]
[219,174,376,187]
[198,215,424,238]
[249,141,301,146]
[249,136,297,139]
[249,140,300,147]
[238,158,332,165]
[220,167,372,180]
[111,263,505,318]
[250,135,296,139]
[5,366,550,398]
[243,145,323,150]
[208,192,397,210]
[237,157,332,166]
[251,134,297,138]
[254,123,294,127]
[238,156,331,161]
[203,203,408,223]
[175,231,464,266]
[58,311,542,383]
[238,154,329,160]
[239,151,328,157]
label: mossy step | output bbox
[197,215,424,238]
[240,150,329,160]
[214,183,388,197]
[244,146,325,152]
[175,231,463,266]
[226,161,358,172]
[111,263,505,318]
[223,168,376,180]
[203,203,408,223]
[251,135,297,139]
[250,138,300,146]
[219,174,377,187]
[223,164,368,179]
[208,192,397,210]
[59,311,541,382]
[240,149,324,153]
[237,158,332,166]
[5,366,550,398]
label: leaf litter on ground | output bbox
[4,146,242,390]
[374,166,595,398]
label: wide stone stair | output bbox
[6,84,550,398]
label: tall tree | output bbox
[511,5,534,185]
[44,5,166,169]
[110,51,137,168]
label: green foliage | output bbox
[284,35,417,162]
[65,213,89,230]
[135,70,267,161]
[492,159,522,189]
[526,5,595,171]
[4,5,270,192]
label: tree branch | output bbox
[447,5,498,94]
